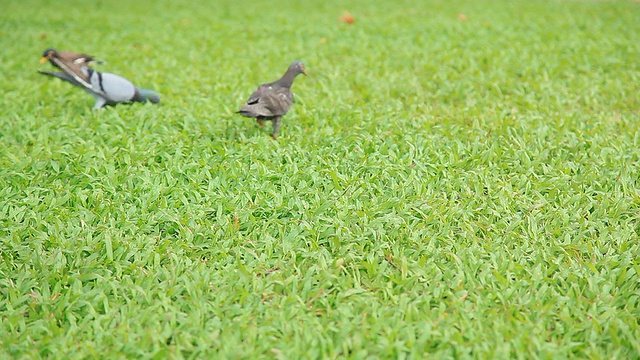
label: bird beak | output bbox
[302,68,307,76]
[40,57,48,64]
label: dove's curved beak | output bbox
[302,67,307,76]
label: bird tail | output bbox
[134,88,161,104]
[237,105,261,118]
[237,110,254,117]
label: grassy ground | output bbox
[1,0,640,358]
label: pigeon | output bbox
[39,48,160,109]
[237,61,307,139]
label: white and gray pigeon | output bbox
[39,48,160,109]
[237,61,306,139]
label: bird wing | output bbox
[267,88,294,116]
[38,70,83,87]
[58,51,104,66]
[47,56,94,90]
[245,84,269,105]
[240,84,293,117]
[88,70,136,102]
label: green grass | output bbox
[1,0,640,358]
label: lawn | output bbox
[1,0,640,358]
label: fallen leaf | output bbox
[339,11,355,24]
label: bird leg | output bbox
[271,117,282,139]
[93,96,107,109]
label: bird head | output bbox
[41,48,57,64]
[290,61,307,76]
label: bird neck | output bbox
[278,71,298,88]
